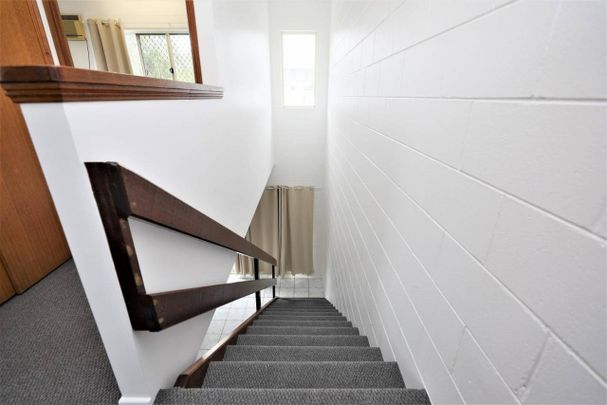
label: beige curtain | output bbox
[87,19,132,74]
[237,186,314,276]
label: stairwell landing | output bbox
[156,298,430,404]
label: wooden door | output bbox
[0,259,15,303]
[0,0,71,300]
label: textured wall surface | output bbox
[324,1,606,403]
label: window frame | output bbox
[280,31,317,108]
[42,0,203,84]
[131,30,193,82]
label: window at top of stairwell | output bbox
[282,32,316,107]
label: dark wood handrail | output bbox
[0,65,223,102]
[86,162,276,331]
[151,279,275,330]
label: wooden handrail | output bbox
[86,162,276,331]
[0,65,223,102]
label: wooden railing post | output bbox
[271,265,276,298]
[254,258,261,310]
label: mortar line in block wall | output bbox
[342,95,607,104]
[330,0,520,70]
[332,191,383,349]
[334,143,470,341]
[333,150,527,401]
[517,333,552,401]
[347,118,606,243]
[330,183,400,362]
[332,153,467,400]
[332,134,607,385]
[329,0,407,68]
[329,180,432,392]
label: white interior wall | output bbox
[325,0,606,404]
[27,0,272,403]
[267,0,331,278]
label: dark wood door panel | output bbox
[0,259,16,304]
[0,0,71,294]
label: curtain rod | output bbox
[265,186,322,190]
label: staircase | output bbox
[156,298,430,404]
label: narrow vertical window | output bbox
[282,32,316,106]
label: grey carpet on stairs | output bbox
[157,298,431,404]
[246,326,360,335]
[0,260,120,404]
[223,345,383,361]
[202,362,405,388]
[155,388,431,404]
[252,320,352,327]
[237,334,371,346]
[258,315,348,321]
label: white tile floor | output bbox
[197,272,324,358]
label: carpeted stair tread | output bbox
[259,312,344,317]
[269,302,335,308]
[246,326,359,335]
[268,306,336,310]
[266,305,338,312]
[258,315,348,321]
[155,388,431,404]
[266,305,338,310]
[270,299,334,304]
[223,346,383,362]
[252,320,352,327]
[263,309,343,316]
[202,362,405,388]
[236,334,370,347]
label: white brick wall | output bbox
[324,0,607,403]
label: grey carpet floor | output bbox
[157,298,431,404]
[0,260,120,404]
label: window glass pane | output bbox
[124,31,144,76]
[282,33,316,106]
[138,34,172,80]
[169,34,195,83]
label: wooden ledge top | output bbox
[0,65,223,103]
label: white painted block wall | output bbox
[324,1,607,404]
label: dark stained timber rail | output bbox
[0,65,223,102]
[86,162,276,331]
[152,280,275,329]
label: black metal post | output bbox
[271,265,276,298]
[254,258,261,310]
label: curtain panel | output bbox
[237,186,314,276]
[87,19,132,74]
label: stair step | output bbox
[272,299,333,304]
[267,304,336,309]
[269,304,336,310]
[246,326,359,336]
[252,320,352,327]
[264,309,341,315]
[223,346,383,362]
[155,388,431,404]
[274,298,330,302]
[202,362,405,388]
[237,335,369,347]
[270,301,334,306]
[257,315,348,321]
[261,312,343,318]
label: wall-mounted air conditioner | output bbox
[61,15,86,41]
